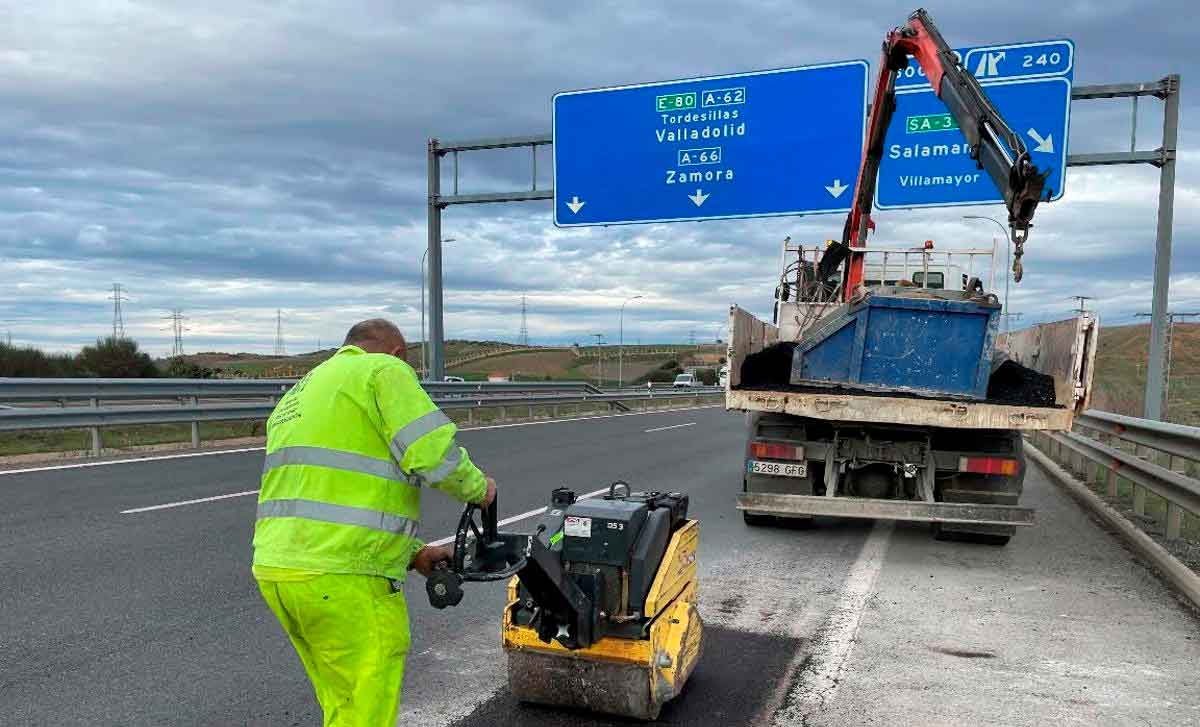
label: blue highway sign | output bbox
[553,62,868,227]
[878,38,1075,211]
[876,39,1074,210]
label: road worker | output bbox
[252,318,496,726]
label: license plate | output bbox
[748,460,807,477]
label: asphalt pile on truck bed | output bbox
[737,343,1059,407]
[986,359,1057,407]
[738,342,798,388]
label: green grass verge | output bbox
[0,420,267,457]
[1053,439,1200,543]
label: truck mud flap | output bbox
[737,492,1034,526]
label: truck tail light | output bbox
[958,456,1019,476]
[751,442,802,461]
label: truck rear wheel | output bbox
[932,434,1023,546]
[932,524,1012,546]
[742,510,773,526]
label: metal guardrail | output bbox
[1029,409,1200,541]
[0,378,295,401]
[0,379,721,457]
[0,378,604,403]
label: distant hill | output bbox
[1089,322,1200,425]
[177,341,725,385]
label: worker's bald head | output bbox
[343,319,407,358]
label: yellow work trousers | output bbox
[258,574,411,727]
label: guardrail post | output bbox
[1106,466,1118,498]
[1166,504,1182,540]
[551,405,558,418]
[1133,485,1147,516]
[466,408,474,426]
[89,397,101,456]
[528,405,534,420]
[498,406,506,423]
[189,396,200,448]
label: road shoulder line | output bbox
[770,520,894,724]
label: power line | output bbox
[274,309,286,356]
[163,310,187,357]
[110,283,128,339]
[518,295,529,346]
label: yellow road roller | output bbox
[426,482,703,720]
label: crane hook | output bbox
[1010,224,1029,283]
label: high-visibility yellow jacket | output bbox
[252,345,487,581]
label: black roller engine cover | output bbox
[627,508,671,614]
[562,500,648,566]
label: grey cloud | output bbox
[1,1,1195,353]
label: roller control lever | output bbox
[425,496,528,609]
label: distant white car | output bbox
[673,373,698,388]
[718,366,729,388]
[443,375,465,383]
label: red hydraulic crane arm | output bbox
[819,8,1050,301]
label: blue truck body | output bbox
[789,291,1001,399]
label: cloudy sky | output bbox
[1,1,1195,356]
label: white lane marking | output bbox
[0,447,266,477]
[120,490,260,514]
[459,404,719,433]
[644,422,696,433]
[424,486,612,547]
[117,482,619,520]
[771,521,894,725]
[0,404,722,477]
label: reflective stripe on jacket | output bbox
[252,345,487,581]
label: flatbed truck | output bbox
[726,9,1099,544]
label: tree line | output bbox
[0,338,219,378]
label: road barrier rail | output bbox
[0,378,605,404]
[1029,409,1200,541]
[0,379,721,456]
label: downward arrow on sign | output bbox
[825,179,848,198]
[566,196,586,214]
[688,189,710,207]
[1026,129,1054,153]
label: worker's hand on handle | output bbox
[479,476,497,508]
[410,544,453,578]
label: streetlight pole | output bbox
[421,237,454,379]
[962,215,1010,332]
[618,295,642,387]
[592,333,605,388]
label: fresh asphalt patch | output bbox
[448,627,801,727]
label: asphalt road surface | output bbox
[2,405,1198,726]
